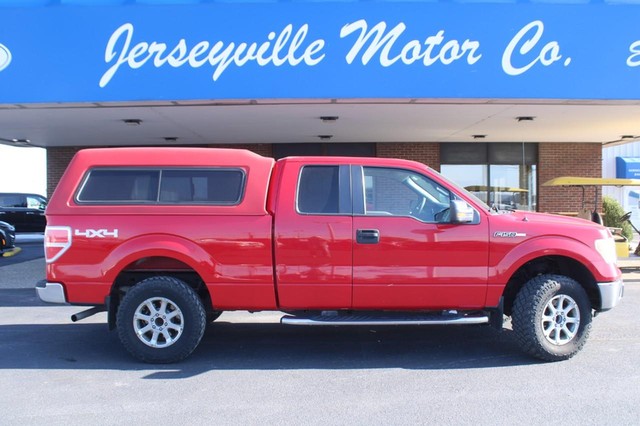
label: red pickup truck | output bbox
[37,147,623,363]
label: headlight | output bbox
[595,238,617,264]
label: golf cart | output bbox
[542,176,640,256]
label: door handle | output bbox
[356,229,380,244]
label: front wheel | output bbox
[116,276,206,363]
[512,274,592,362]
[207,310,223,323]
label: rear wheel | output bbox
[512,274,592,361]
[116,276,206,363]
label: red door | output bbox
[352,166,489,310]
[274,162,353,309]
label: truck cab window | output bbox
[297,166,340,214]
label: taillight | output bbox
[45,226,72,263]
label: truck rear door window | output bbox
[297,166,340,214]
[77,168,245,205]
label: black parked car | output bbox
[0,220,16,254]
[0,193,47,233]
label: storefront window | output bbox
[440,143,538,212]
[489,164,537,211]
[439,164,488,204]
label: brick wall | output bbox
[46,147,81,197]
[538,143,602,214]
[377,142,441,171]
[214,144,273,157]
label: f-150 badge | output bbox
[494,231,527,238]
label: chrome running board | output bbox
[280,311,489,326]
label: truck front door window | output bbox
[363,167,451,223]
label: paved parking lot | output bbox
[1,243,639,425]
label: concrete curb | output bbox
[15,233,44,244]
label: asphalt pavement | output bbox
[0,237,45,289]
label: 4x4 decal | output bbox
[75,229,118,238]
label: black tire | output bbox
[116,276,206,363]
[206,310,223,323]
[512,274,592,362]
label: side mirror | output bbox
[450,200,474,224]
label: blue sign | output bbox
[616,157,640,179]
[0,3,640,103]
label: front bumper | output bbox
[36,281,67,304]
[598,278,624,311]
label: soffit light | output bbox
[123,119,142,126]
[602,135,640,146]
[318,135,333,140]
[320,116,339,123]
[516,116,535,122]
[0,137,32,146]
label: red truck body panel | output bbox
[352,215,489,309]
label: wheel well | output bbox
[108,256,214,328]
[502,256,599,316]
